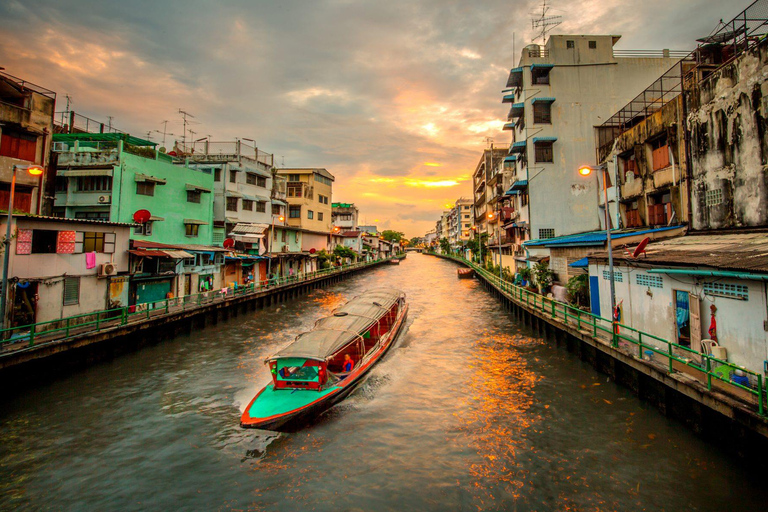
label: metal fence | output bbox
[430,252,766,417]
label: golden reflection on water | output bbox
[457,329,543,509]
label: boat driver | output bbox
[343,354,354,373]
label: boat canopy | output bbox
[270,288,404,361]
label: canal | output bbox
[1,253,766,511]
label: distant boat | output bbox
[457,268,474,279]
[389,258,400,264]
[241,288,408,431]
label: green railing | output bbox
[432,252,766,417]
[0,257,390,353]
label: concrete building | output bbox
[448,197,473,250]
[502,35,683,243]
[52,133,215,246]
[278,167,334,234]
[0,215,132,326]
[0,71,56,215]
[358,225,378,235]
[472,147,508,247]
[332,202,358,231]
[340,230,364,254]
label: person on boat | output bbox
[343,354,354,373]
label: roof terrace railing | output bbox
[0,71,56,100]
[178,140,274,167]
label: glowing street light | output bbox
[1,164,45,329]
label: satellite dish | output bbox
[632,237,650,258]
[223,238,235,249]
[133,209,151,224]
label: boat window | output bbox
[278,365,318,381]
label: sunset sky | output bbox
[0,0,738,237]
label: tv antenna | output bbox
[178,109,196,148]
[484,137,494,149]
[531,0,562,43]
[107,115,114,131]
[61,94,73,127]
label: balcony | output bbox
[287,181,312,199]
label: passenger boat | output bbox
[389,258,400,264]
[457,268,474,279]
[241,288,408,431]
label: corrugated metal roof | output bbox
[10,214,134,227]
[532,136,557,144]
[230,223,269,234]
[129,249,171,258]
[524,225,684,247]
[132,240,229,252]
[531,97,556,104]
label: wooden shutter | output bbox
[104,232,116,254]
[74,231,84,253]
[16,229,32,255]
[689,293,702,363]
[57,231,76,254]
[63,277,80,306]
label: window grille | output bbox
[706,189,723,207]
[704,282,748,300]
[636,274,663,288]
[602,270,623,282]
[538,228,555,239]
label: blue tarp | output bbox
[569,257,589,268]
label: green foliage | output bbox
[566,273,589,306]
[439,237,451,253]
[409,237,421,247]
[381,230,405,243]
[518,266,532,280]
[533,261,554,290]
[316,249,332,269]
[333,245,357,260]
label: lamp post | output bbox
[1,164,44,330]
[578,163,616,344]
[267,213,285,284]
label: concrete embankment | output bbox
[428,252,768,458]
[0,260,389,386]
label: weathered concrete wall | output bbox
[687,39,768,230]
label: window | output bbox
[136,182,155,196]
[246,173,257,185]
[31,230,58,253]
[229,170,238,183]
[288,174,300,182]
[242,199,254,211]
[602,270,623,282]
[589,40,597,49]
[314,174,332,186]
[289,205,301,218]
[651,137,670,171]
[706,189,723,207]
[272,204,282,215]
[318,212,324,221]
[185,224,200,237]
[566,40,575,49]
[83,232,105,253]
[212,231,224,244]
[533,102,552,124]
[214,168,222,182]
[281,230,287,242]
[55,177,68,193]
[538,228,555,239]
[63,277,80,306]
[257,176,267,188]
[75,211,110,221]
[183,257,196,266]
[134,222,152,236]
[535,142,554,163]
[704,282,748,300]
[226,197,238,211]
[531,68,551,85]
[187,190,201,203]
[256,201,266,213]
[287,184,303,197]
[76,176,112,192]
[0,129,37,161]
[636,274,663,288]
[307,210,314,219]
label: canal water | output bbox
[1,254,766,511]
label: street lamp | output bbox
[267,213,285,283]
[1,164,44,330]
[578,163,617,343]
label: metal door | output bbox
[589,276,601,317]
[689,293,702,363]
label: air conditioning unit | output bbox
[98,195,111,204]
[98,263,118,277]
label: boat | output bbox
[389,258,400,264]
[457,268,474,279]
[241,288,408,431]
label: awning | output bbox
[245,168,271,178]
[271,199,287,206]
[242,194,270,202]
[134,173,167,184]
[508,103,524,117]
[58,169,113,177]
[531,97,556,104]
[226,191,243,198]
[504,155,518,163]
[506,67,523,88]
[183,218,208,225]
[230,223,268,235]
[504,188,521,196]
[163,250,194,259]
[186,183,212,193]
[510,180,528,190]
[569,257,589,268]
[129,249,171,258]
[232,235,264,243]
[502,122,515,131]
[509,141,526,154]
[532,136,557,144]
[149,215,165,222]
[530,63,555,70]
[502,93,515,103]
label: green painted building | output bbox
[52,133,215,245]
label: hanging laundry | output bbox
[85,252,97,269]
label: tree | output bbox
[333,245,357,260]
[381,230,405,243]
[439,237,451,254]
[409,237,421,247]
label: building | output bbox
[472,147,508,249]
[182,139,275,247]
[332,203,358,231]
[502,35,683,243]
[340,230,364,255]
[358,225,378,235]
[52,133,215,245]
[0,215,132,326]
[278,167,334,234]
[0,71,56,215]
[448,197,473,250]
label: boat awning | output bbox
[183,218,208,225]
[510,180,528,190]
[502,93,515,103]
[506,67,523,88]
[531,97,556,104]
[509,141,526,154]
[134,173,167,184]
[502,122,516,131]
[532,136,557,144]
[163,250,195,259]
[186,183,212,193]
[503,155,518,163]
[569,257,589,268]
[58,169,113,177]
[269,288,404,361]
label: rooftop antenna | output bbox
[160,120,170,147]
[107,116,114,131]
[531,0,562,43]
[61,94,73,127]
[484,137,494,149]
[178,109,195,148]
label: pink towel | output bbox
[85,252,96,269]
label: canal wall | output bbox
[0,260,390,387]
[428,252,768,459]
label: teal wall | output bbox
[113,148,215,245]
